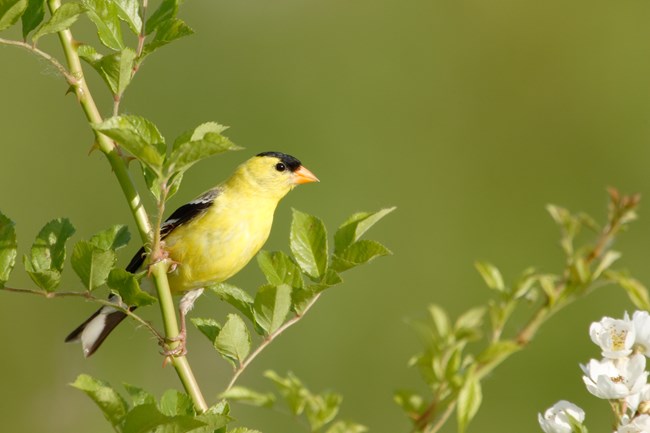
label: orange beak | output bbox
[293,165,320,184]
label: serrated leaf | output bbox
[24,218,75,292]
[71,240,116,290]
[209,283,255,322]
[253,284,292,335]
[334,207,395,254]
[107,268,156,306]
[71,374,128,428]
[143,17,193,56]
[457,373,482,433]
[257,250,304,289]
[192,413,230,433]
[0,0,27,31]
[290,209,328,280]
[144,0,175,34]
[32,2,86,42]
[114,0,140,34]
[220,386,276,407]
[123,383,156,407]
[0,212,17,288]
[191,317,221,343]
[474,261,505,292]
[325,421,368,433]
[93,115,165,172]
[215,314,250,367]
[593,250,621,279]
[122,403,205,433]
[89,224,130,250]
[79,45,136,95]
[160,389,193,416]
[166,122,239,175]
[83,0,124,50]
[21,0,43,37]
[305,392,341,431]
[264,370,307,416]
[331,239,391,272]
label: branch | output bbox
[224,293,322,392]
[0,37,78,85]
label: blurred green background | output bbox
[2,0,650,431]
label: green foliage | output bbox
[0,211,17,288]
[253,284,292,335]
[257,250,304,289]
[220,386,275,408]
[0,0,27,31]
[210,283,255,323]
[190,317,221,343]
[20,0,44,37]
[79,45,136,96]
[290,209,329,280]
[400,190,646,432]
[107,268,156,307]
[215,314,251,368]
[73,374,229,433]
[32,2,86,42]
[23,218,75,292]
[83,0,124,50]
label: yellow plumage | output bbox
[66,151,318,357]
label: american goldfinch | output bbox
[66,151,319,357]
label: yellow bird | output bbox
[66,152,319,357]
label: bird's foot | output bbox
[160,329,187,365]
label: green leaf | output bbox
[89,224,130,250]
[607,271,650,311]
[78,45,137,96]
[190,317,221,343]
[428,304,451,337]
[253,284,292,335]
[264,370,307,416]
[0,212,17,288]
[144,0,175,34]
[107,268,156,307]
[290,209,328,280]
[325,421,368,433]
[71,240,116,290]
[32,2,86,42]
[209,283,254,323]
[123,383,156,407]
[228,429,263,433]
[113,0,140,34]
[393,390,426,416]
[220,386,275,407]
[331,239,391,272]
[83,0,124,50]
[215,314,251,367]
[0,0,27,31]
[93,115,165,172]
[593,250,621,279]
[167,122,239,175]
[474,261,505,292]
[160,389,193,416]
[291,270,342,314]
[456,373,482,433]
[24,218,75,292]
[334,207,395,254]
[122,403,205,433]
[192,413,230,433]
[257,250,304,289]
[305,392,341,431]
[476,340,520,365]
[21,0,44,37]
[71,374,128,428]
[143,17,193,57]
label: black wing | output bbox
[125,188,221,273]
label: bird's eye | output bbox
[275,163,286,172]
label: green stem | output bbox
[45,0,207,412]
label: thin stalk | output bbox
[0,38,78,85]
[224,293,322,392]
[46,0,207,412]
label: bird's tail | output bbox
[65,296,131,357]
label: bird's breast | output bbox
[163,197,275,293]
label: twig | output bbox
[224,293,322,392]
[0,286,164,342]
[0,37,78,85]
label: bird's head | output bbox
[230,151,319,200]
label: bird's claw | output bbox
[159,329,187,365]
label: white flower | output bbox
[633,311,650,357]
[582,354,648,399]
[616,414,650,433]
[590,313,635,359]
[627,384,650,414]
[538,400,585,433]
